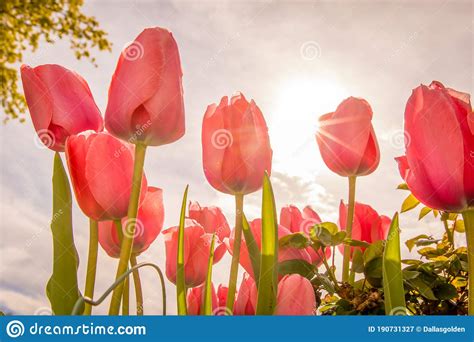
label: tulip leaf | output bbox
[177,185,189,316]
[256,173,278,315]
[202,234,216,316]
[382,213,406,315]
[242,213,261,286]
[278,259,315,279]
[47,153,81,315]
[418,207,432,220]
[279,232,310,249]
[401,194,420,213]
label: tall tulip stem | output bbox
[130,254,144,315]
[342,176,357,282]
[109,143,147,315]
[83,219,99,315]
[226,194,244,312]
[462,209,474,315]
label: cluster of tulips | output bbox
[20,26,473,316]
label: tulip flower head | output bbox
[316,97,380,177]
[188,201,230,262]
[21,64,103,151]
[202,93,272,195]
[187,284,218,315]
[66,131,147,221]
[98,187,164,258]
[105,27,185,146]
[396,81,474,211]
[338,201,390,256]
[233,273,257,315]
[163,219,222,288]
[275,274,316,315]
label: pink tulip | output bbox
[187,284,218,315]
[216,285,229,310]
[275,274,316,315]
[338,201,390,256]
[65,132,147,221]
[280,205,331,265]
[225,218,312,279]
[316,97,380,177]
[202,93,272,195]
[98,187,164,258]
[234,273,257,315]
[20,64,103,151]
[163,219,221,288]
[105,27,185,146]
[188,201,230,262]
[396,81,474,211]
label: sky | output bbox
[0,0,472,315]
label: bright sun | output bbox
[269,77,349,177]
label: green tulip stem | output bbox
[83,219,99,315]
[130,254,144,315]
[462,209,474,315]
[109,143,147,315]
[342,176,357,283]
[226,193,244,312]
[122,274,129,315]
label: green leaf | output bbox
[454,220,465,233]
[405,234,433,252]
[279,232,310,249]
[363,240,384,264]
[364,257,383,288]
[350,248,364,274]
[418,207,432,220]
[343,239,370,248]
[397,183,409,190]
[202,234,216,315]
[401,194,420,213]
[256,173,278,315]
[406,278,437,300]
[311,222,345,246]
[382,213,406,315]
[278,259,315,279]
[312,273,336,294]
[177,185,189,316]
[242,214,261,286]
[47,153,81,315]
[433,283,457,300]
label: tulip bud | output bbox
[105,27,185,146]
[98,187,164,257]
[234,273,257,315]
[21,64,103,151]
[202,93,272,195]
[65,132,147,221]
[275,274,316,315]
[316,97,380,177]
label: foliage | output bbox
[0,0,111,122]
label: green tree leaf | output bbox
[382,213,406,315]
[256,173,278,315]
[401,194,420,213]
[46,153,80,315]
